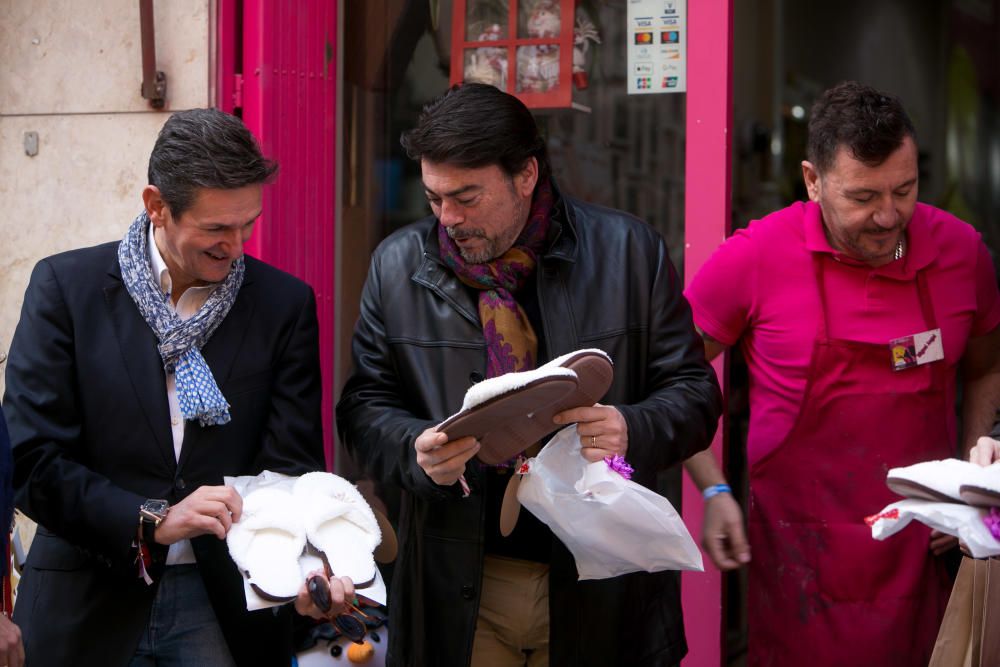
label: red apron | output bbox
[747,255,952,666]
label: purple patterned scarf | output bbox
[438,179,554,378]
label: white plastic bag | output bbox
[868,499,1000,558]
[516,425,703,579]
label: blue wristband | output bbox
[702,483,732,501]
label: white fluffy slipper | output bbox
[293,472,382,586]
[437,350,615,467]
[886,459,988,503]
[458,366,578,412]
[227,487,306,601]
[959,463,1000,507]
[438,367,581,465]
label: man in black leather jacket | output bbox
[337,83,722,666]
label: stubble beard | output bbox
[450,194,527,265]
[822,207,903,267]
[845,227,903,265]
[448,227,496,264]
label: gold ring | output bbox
[591,435,597,447]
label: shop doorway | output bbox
[335,0,698,656]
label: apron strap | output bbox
[813,254,831,341]
[915,269,938,330]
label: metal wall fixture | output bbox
[139,0,168,109]
[23,132,39,157]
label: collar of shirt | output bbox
[147,222,219,320]
[802,200,938,280]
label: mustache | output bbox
[446,227,487,241]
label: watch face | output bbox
[141,499,170,518]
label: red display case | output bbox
[450,0,576,109]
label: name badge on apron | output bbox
[889,328,944,371]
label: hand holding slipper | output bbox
[439,349,614,466]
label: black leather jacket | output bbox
[337,192,722,666]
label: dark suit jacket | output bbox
[2,241,324,666]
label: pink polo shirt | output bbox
[686,201,1000,466]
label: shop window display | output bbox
[452,0,576,108]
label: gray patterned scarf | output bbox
[117,211,244,426]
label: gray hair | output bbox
[147,108,278,217]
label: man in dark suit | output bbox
[3,109,351,666]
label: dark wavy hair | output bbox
[400,83,551,182]
[807,81,916,173]
[147,108,278,217]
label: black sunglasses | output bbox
[306,572,376,644]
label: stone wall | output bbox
[0,0,212,394]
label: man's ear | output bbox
[514,157,539,198]
[142,185,169,228]
[801,161,822,203]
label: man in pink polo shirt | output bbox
[684,81,1000,665]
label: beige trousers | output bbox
[471,555,550,667]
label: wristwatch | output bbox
[139,498,170,545]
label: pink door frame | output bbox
[217,0,339,469]
[219,0,735,658]
[682,1,734,665]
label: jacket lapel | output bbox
[177,275,255,472]
[103,261,176,472]
[537,196,580,359]
[412,224,480,328]
[411,256,481,328]
[200,280,254,395]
